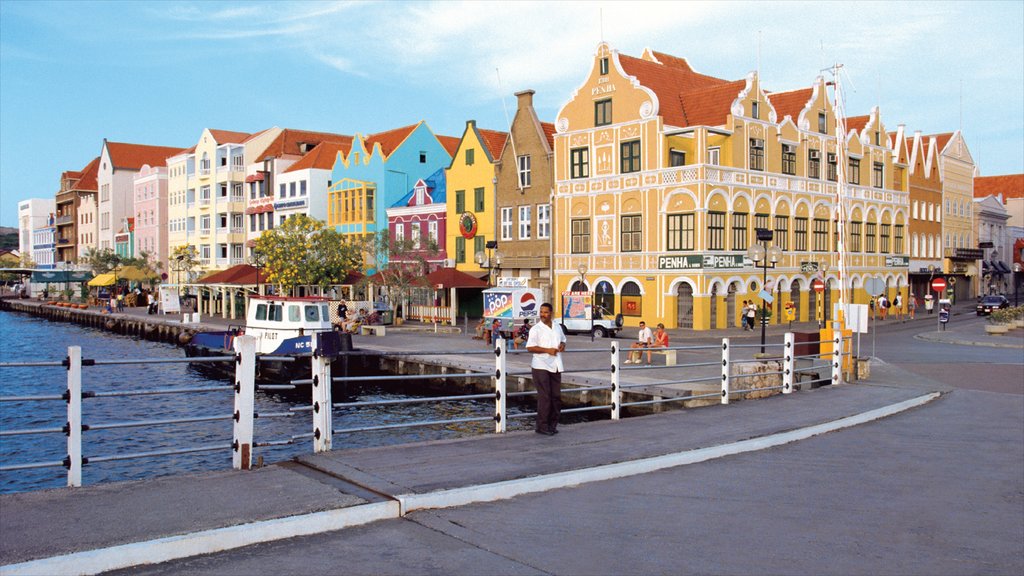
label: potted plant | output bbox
[1010,306,1024,329]
[984,308,1012,335]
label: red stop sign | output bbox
[812,278,825,293]
[931,278,947,292]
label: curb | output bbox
[0,392,941,576]
[913,332,1024,349]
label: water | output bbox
[0,310,558,494]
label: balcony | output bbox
[199,227,211,236]
[56,214,73,225]
[57,237,72,245]
[199,196,211,207]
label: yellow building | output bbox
[551,43,909,330]
[167,128,280,275]
[444,121,508,278]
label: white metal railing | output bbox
[0,333,853,490]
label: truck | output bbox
[560,291,623,338]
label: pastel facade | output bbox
[279,141,352,224]
[933,131,978,300]
[900,130,945,298]
[114,218,134,259]
[386,168,448,269]
[444,121,508,276]
[54,157,99,264]
[96,140,184,252]
[493,90,556,299]
[167,128,281,273]
[17,198,53,260]
[551,43,909,331]
[326,122,458,270]
[133,164,168,268]
[244,129,352,252]
[31,213,56,269]
[973,194,1012,294]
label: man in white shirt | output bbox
[626,321,653,364]
[525,302,566,436]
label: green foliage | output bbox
[358,230,441,306]
[169,245,199,283]
[253,215,362,293]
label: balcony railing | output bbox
[55,215,73,225]
[57,237,72,245]
[199,196,211,206]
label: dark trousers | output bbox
[532,368,562,433]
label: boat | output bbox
[186,296,348,382]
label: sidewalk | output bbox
[0,361,947,573]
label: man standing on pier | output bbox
[526,302,566,436]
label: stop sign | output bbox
[812,278,825,293]
[931,277,947,292]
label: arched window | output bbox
[621,281,642,317]
[595,281,615,315]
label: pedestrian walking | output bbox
[525,303,565,436]
[740,300,749,330]
[116,292,125,312]
[878,295,888,320]
[908,294,917,320]
[893,294,903,322]
[746,301,757,331]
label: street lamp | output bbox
[746,228,782,354]
[474,240,502,286]
[577,263,592,341]
[249,249,265,296]
[1014,262,1022,307]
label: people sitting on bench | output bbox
[648,323,669,363]
[626,321,653,364]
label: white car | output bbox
[560,306,623,338]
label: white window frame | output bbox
[500,207,513,241]
[518,205,531,240]
[517,155,531,188]
[537,204,551,239]
[707,147,720,166]
[395,223,404,243]
[428,220,438,244]
[411,223,421,249]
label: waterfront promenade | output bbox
[1,298,1020,574]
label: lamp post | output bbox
[577,263,592,341]
[250,249,265,296]
[1014,262,1022,307]
[746,229,782,354]
[474,240,502,286]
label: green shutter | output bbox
[455,190,464,213]
[474,187,485,211]
[456,237,465,263]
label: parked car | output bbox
[976,295,1010,315]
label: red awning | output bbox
[197,264,269,286]
[244,173,266,183]
[425,267,488,289]
[244,205,274,215]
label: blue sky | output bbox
[2,0,1022,227]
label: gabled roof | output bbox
[391,167,447,208]
[208,129,252,145]
[73,157,101,192]
[283,140,353,173]
[197,264,268,286]
[436,135,461,157]
[766,87,814,122]
[476,128,509,163]
[929,132,954,152]
[678,80,746,127]
[974,174,1024,200]
[618,52,731,128]
[541,122,556,150]
[846,115,870,136]
[105,141,186,171]
[365,123,420,157]
[254,129,352,162]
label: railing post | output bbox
[720,338,731,405]
[783,332,794,394]
[832,335,843,386]
[66,346,82,487]
[495,337,507,433]
[610,340,621,420]
[312,335,333,452]
[232,335,255,470]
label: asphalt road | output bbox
[116,324,1024,576]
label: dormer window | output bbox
[818,112,827,134]
[752,101,759,120]
[600,57,609,75]
[466,148,475,166]
[419,152,427,163]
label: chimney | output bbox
[515,89,535,110]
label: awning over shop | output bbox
[244,205,274,215]
[118,265,159,281]
[88,273,117,287]
[31,270,93,283]
[995,261,1012,274]
[244,173,266,183]
[425,267,489,289]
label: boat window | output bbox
[305,305,320,322]
[268,304,283,322]
[321,304,330,320]
[255,304,267,321]
[288,305,301,322]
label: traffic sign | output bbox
[811,278,825,293]
[931,277,947,292]
[864,277,886,297]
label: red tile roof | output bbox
[649,51,727,85]
[105,141,187,171]
[845,115,870,136]
[365,123,420,157]
[75,157,101,191]
[618,53,731,127]
[254,129,352,162]
[208,129,252,144]
[197,264,268,285]
[974,174,1024,200]
[930,132,954,153]
[283,141,352,173]
[436,135,460,157]
[678,80,746,127]
[766,87,813,122]
[476,128,509,162]
[541,122,555,150]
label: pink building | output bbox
[386,167,448,271]
[133,164,169,270]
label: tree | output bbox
[82,247,122,274]
[254,215,362,294]
[169,245,199,284]
[359,230,442,313]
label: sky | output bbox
[2,0,1022,228]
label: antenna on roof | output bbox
[959,78,963,133]
[757,30,761,83]
[600,7,604,43]
[495,67,522,193]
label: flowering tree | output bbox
[359,230,441,313]
[254,215,361,294]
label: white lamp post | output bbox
[746,229,782,354]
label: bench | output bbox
[359,324,386,337]
[650,349,677,366]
